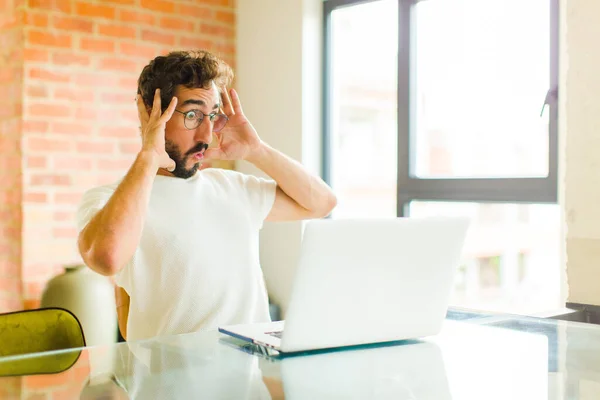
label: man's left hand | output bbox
[203,87,264,161]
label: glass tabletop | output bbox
[1,312,599,399]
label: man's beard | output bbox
[165,140,208,179]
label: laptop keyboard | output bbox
[266,330,283,339]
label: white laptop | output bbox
[219,217,469,354]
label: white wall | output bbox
[236,0,322,315]
[562,0,600,306]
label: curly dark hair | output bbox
[137,50,234,112]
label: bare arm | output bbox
[247,143,337,221]
[77,89,178,276]
[205,87,337,221]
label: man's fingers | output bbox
[150,88,161,119]
[167,158,176,172]
[136,95,149,124]
[230,89,244,115]
[159,97,178,123]
[162,154,176,172]
[203,147,225,161]
[220,86,234,116]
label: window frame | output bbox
[322,0,560,216]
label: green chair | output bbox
[0,308,86,376]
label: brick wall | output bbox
[0,0,24,312]
[0,0,235,313]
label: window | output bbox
[323,0,560,314]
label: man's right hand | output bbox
[137,88,178,172]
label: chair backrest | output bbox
[0,308,86,376]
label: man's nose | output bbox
[193,117,213,144]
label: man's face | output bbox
[162,82,221,179]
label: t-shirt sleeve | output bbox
[221,170,277,229]
[245,174,277,229]
[76,184,117,233]
[76,183,131,286]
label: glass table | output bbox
[0,309,599,399]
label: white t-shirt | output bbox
[76,168,277,341]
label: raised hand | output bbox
[203,87,263,162]
[136,88,178,171]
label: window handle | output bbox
[540,87,558,117]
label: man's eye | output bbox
[184,111,198,120]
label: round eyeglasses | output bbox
[174,109,229,132]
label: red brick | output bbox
[23,10,49,27]
[54,88,95,102]
[23,299,40,310]
[2,298,24,312]
[27,137,71,152]
[24,370,73,389]
[75,2,115,19]
[53,16,94,33]
[75,107,97,120]
[118,9,156,26]
[24,192,47,203]
[23,48,49,62]
[160,17,195,32]
[73,73,120,87]
[25,280,47,298]
[28,68,70,83]
[0,377,21,397]
[101,92,135,104]
[119,42,156,59]
[215,10,235,25]
[176,4,212,19]
[104,0,135,4]
[75,140,114,154]
[27,30,72,48]
[0,156,21,170]
[52,52,92,66]
[53,227,77,238]
[0,136,19,151]
[50,122,89,136]
[200,23,234,37]
[141,0,175,13]
[54,156,93,170]
[52,383,91,400]
[179,36,212,49]
[0,14,19,30]
[30,174,71,186]
[80,37,115,53]
[98,23,137,39]
[28,0,72,14]
[26,84,49,98]
[100,127,135,138]
[27,156,48,168]
[23,120,49,134]
[27,104,71,118]
[215,43,235,54]
[54,192,82,204]
[0,69,20,84]
[119,109,140,124]
[0,104,21,119]
[142,29,175,46]
[54,211,72,221]
[0,278,20,293]
[99,57,137,72]
[94,174,116,185]
[118,76,139,88]
[120,141,141,154]
[97,158,133,170]
[202,0,230,5]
